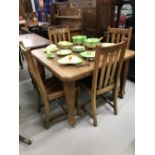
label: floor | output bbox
[19,63,135,155]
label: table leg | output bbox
[119,60,130,98]
[63,81,76,126]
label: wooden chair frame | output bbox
[106,26,132,49]
[80,40,127,127]
[19,41,64,128]
[48,27,71,44]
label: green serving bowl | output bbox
[72,35,87,45]
[84,37,102,48]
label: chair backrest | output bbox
[106,26,132,49]
[48,27,71,43]
[19,41,48,98]
[92,40,127,95]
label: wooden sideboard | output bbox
[54,7,82,36]
[82,0,115,37]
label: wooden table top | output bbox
[19,33,49,49]
[31,48,135,82]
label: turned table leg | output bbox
[63,81,76,126]
[119,60,130,98]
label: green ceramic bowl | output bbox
[44,44,59,53]
[46,53,55,59]
[84,38,102,48]
[72,35,87,45]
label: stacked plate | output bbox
[80,51,95,59]
[57,49,72,56]
[72,46,85,52]
[58,55,83,65]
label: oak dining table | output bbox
[31,48,135,126]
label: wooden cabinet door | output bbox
[96,0,115,36]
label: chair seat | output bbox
[79,76,92,95]
[44,76,64,100]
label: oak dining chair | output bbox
[106,26,132,49]
[19,41,79,129]
[79,40,127,127]
[106,26,133,98]
[48,27,71,43]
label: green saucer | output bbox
[80,51,95,58]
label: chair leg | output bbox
[19,51,23,69]
[113,88,118,115]
[21,52,24,61]
[43,99,50,129]
[36,89,42,113]
[91,96,97,127]
[28,68,36,88]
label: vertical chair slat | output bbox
[104,52,115,87]
[106,25,110,42]
[53,34,58,44]
[67,32,71,41]
[116,33,121,43]
[62,33,66,41]
[111,33,116,43]
[98,53,108,89]
[121,34,126,41]
[109,50,120,84]
[58,33,62,42]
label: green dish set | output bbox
[44,35,105,60]
[72,35,102,48]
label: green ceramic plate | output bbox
[80,51,95,58]
[57,41,73,48]
[44,44,59,53]
[57,49,72,56]
[58,55,83,65]
[72,46,85,52]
